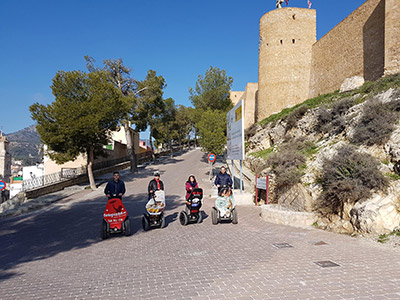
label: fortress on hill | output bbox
[231,0,400,129]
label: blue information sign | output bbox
[0,180,6,191]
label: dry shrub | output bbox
[284,105,308,132]
[245,123,260,140]
[316,98,355,134]
[316,145,388,216]
[267,139,307,198]
[350,100,398,146]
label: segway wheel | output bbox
[179,211,189,226]
[232,209,238,224]
[124,216,131,236]
[142,215,150,231]
[211,208,218,225]
[101,220,108,240]
[160,214,166,228]
[197,211,203,223]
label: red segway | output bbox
[101,198,131,239]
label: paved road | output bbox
[1,149,400,300]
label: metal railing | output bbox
[21,155,135,191]
[21,149,181,192]
[22,166,86,191]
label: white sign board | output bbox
[227,100,245,160]
[256,177,267,190]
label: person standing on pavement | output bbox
[214,166,233,195]
[104,171,126,199]
[148,171,164,200]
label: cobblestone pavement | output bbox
[1,149,400,300]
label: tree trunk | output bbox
[149,129,156,161]
[87,145,97,190]
[194,129,198,147]
[123,122,138,173]
[167,125,172,158]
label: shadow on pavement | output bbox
[0,150,192,282]
[164,212,178,227]
[0,190,183,282]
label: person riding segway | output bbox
[101,171,130,239]
[214,166,233,195]
[142,171,166,231]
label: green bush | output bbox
[316,145,388,216]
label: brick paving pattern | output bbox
[1,149,400,299]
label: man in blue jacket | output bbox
[104,171,126,199]
[214,166,233,194]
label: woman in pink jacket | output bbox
[185,174,198,200]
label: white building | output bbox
[23,164,44,180]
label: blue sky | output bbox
[0,0,366,134]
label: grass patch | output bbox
[377,229,400,243]
[301,141,319,157]
[378,234,389,243]
[249,147,274,160]
[355,73,400,96]
[385,172,400,181]
[382,159,390,165]
[259,91,340,127]
[258,73,400,128]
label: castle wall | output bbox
[309,0,385,98]
[258,8,316,122]
[230,91,245,106]
[244,83,258,128]
[385,0,400,75]
[230,83,258,129]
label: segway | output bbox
[142,190,166,231]
[101,197,131,239]
[179,188,203,226]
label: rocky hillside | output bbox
[7,125,42,165]
[245,74,400,237]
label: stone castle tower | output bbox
[257,7,316,122]
[0,132,12,182]
[231,0,399,128]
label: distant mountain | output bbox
[6,125,42,165]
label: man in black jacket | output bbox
[148,171,164,199]
[104,171,126,199]
[214,166,233,194]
